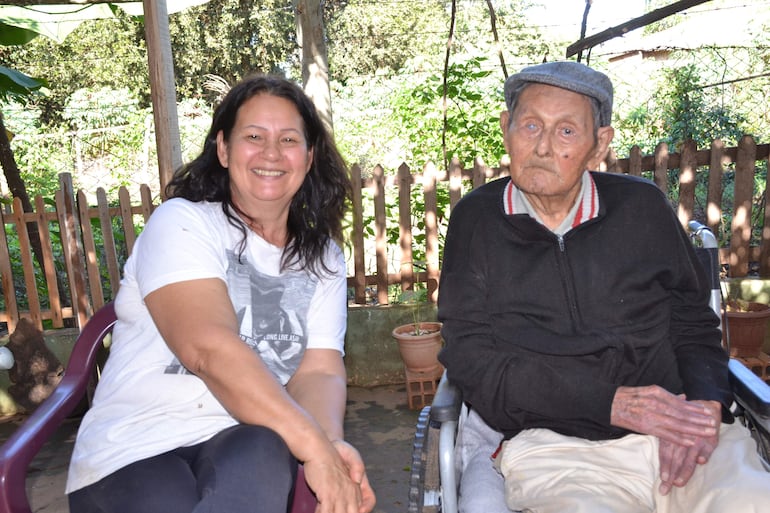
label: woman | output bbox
[66,75,376,513]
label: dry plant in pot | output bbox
[723,298,770,358]
[391,288,443,374]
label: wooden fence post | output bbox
[119,187,138,255]
[373,165,388,305]
[11,198,42,327]
[629,145,642,177]
[57,173,91,328]
[729,135,757,277]
[677,139,698,227]
[350,164,366,304]
[707,139,725,238]
[423,163,439,303]
[0,207,18,332]
[34,195,63,328]
[448,157,463,209]
[398,163,414,293]
[97,188,121,297]
[78,189,105,311]
[654,142,669,194]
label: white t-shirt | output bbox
[66,198,347,493]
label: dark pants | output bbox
[68,424,298,513]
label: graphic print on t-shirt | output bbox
[164,250,318,384]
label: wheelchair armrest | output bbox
[430,371,463,424]
[728,358,770,417]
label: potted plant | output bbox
[391,288,443,374]
[723,298,770,358]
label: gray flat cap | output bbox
[504,61,613,126]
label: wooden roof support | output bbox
[4,0,138,4]
[143,0,182,198]
[566,0,712,59]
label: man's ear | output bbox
[500,110,511,153]
[588,125,615,170]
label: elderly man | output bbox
[437,61,770,513]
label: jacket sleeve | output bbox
[437,197,620,437]
[665,208,733,414]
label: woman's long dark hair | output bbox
[165,74,351,277]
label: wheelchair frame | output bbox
[409,221,770,513]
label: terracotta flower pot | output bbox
[392,321,443,373]
[723,302,770,358]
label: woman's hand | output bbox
[331,440,376,513]
[303,440,376,513]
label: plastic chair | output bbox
[409,222,770,513]
[0,302,317,513]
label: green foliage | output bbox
[63,87,140,131]
[396,261,432,333]
[0,22,39,46]
[658,64,745,149]
[390,56,506,170]
[325,0,448,82]
[0,65,46,104]
[169,0,298,101]
[1,13,148,127]
[0,20,46,104]
[614,63,747,156]
[611,61,756,251]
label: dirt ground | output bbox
[1,384,421,513]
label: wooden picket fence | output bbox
[0,174,155,333]
[1,135,769,333]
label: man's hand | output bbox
[610,385,718,444]
[658,400,721,495]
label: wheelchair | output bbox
[408,221,770,513]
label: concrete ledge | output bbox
[344,304,438,387]
[0,305,435,414]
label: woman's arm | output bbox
[287,348,347,441]
[289,349,376,512]
[145,277,371,512]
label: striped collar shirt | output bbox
[503,171,600,235]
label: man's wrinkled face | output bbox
[501,83,613,204]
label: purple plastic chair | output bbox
[0,302,317,513]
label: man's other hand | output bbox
[657,400,721,495]
[610,385,718,444]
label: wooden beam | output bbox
[143,0,182,198]
[1,0,137,5]
[566,0,712,58]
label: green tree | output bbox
[1,12,148,128]
[324,0,448,82]
[391,56,505,170]
[614,63,746,155]
[169,0,298,101]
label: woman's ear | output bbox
[216,131,228,168]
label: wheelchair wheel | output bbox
[409,406,442,513]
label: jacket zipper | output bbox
[556,234,580,327]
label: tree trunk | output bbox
[294,0,333,133]
[0,110,69,308]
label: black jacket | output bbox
[437,172,732,441]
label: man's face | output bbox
[500,83,613,205]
